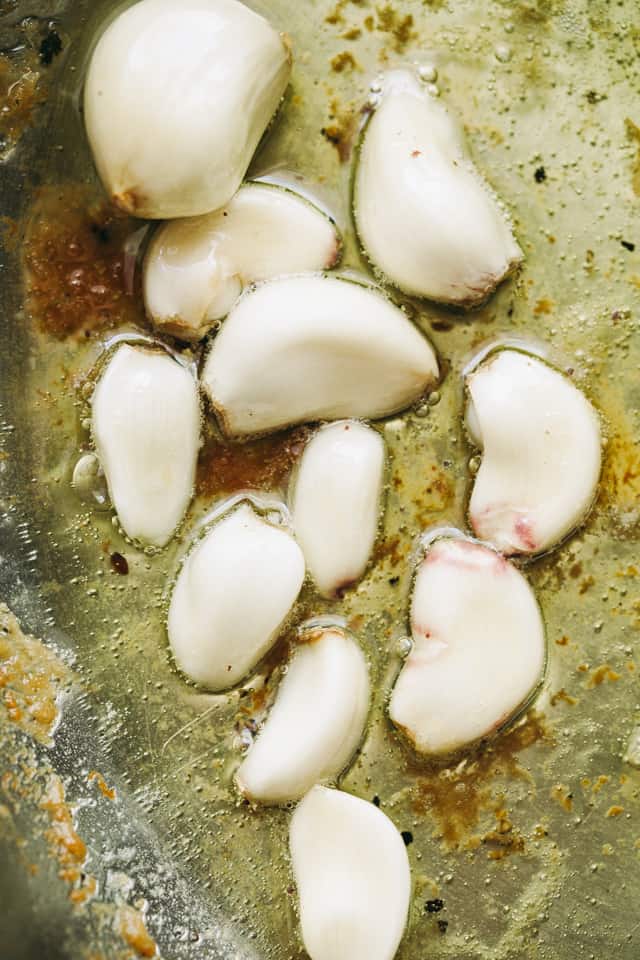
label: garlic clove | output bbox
[466,348,601,555]
[236,627,369,804]
[291,421,385,597]
[168,503,305,690]
[354,70,522,307]
[144,182,342,341]
[202,274,439,438]
[84,0,291,219]
[91,344,200,548]
[389,536,545,755]
[290,785,411,960]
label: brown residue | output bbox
[413,464,455,523]
[533,297,554,315]
[375,5,416,51]
[0,54,43,157]
[550,688,578,707]
[555,635,570,646]
[598,391,640,523]
[605,805,624,818]
[625,118,640,197]
[372,534,406,569]
[23,185,145,338]
[0,604,69,744]
[482,809,525,860]
[586,664,621,688]
[330,51,359,72]
[321,97,358,163]
[410,713,551,849]
[196,426,310,498]
[88,771,116,801]
[550,783,573,812]
[578,575,594,594]
[592,775,610,793]
[39,774,100,907]
[116,906,157,958]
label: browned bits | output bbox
[110,551,129,576]
[23,185,145,338]
[196,426,311,498]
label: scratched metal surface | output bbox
[0,0,639,958]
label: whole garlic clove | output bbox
[84,0,291,219]
[236,627,370,804]
[202,274,439,437]
[144,182,342,341]
[290,785,411,960]
[389,536,545,755]
[168,503,305,690]
[466,348,602,555]
[291,421,385,597]
[91,344,200,548]
[354,70,522,307]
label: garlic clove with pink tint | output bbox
[144,183,341,341]
[466,348,601,555]
[389,536,545,755]
[289,785,411,960]
[291,421,385,597]
[168,503,305,690]
[236,627,369,804]
[354,69,522,306]
[201,274,439,438]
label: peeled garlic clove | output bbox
[290,785,411,960]
[466,349,601,555]
[354,70,522,307]
[291,421,384,597]
[91,344,200,548]
[236,627,369,804]
[202,275,439,437]
[168,503,304,690]
[389,536,545,755]
[84,0,291,219]
[144,182,341,341]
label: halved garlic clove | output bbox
[291,421,385,597]
[144,182,342,341]
[466,348,602,555]
[84,0,291,219]
[389,536,545,755]
[91,344,200,548]
[290,785,411,960]
[354,70,522,307]
[168,503,304,690]
[202,275,439,437]
[236,627,369,804]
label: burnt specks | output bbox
[110,552,129,575]
[401,830,413,846]
[425,898,444,914]
[534,165,546,183]
[39,27,63,66]
[621,239,635,252]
